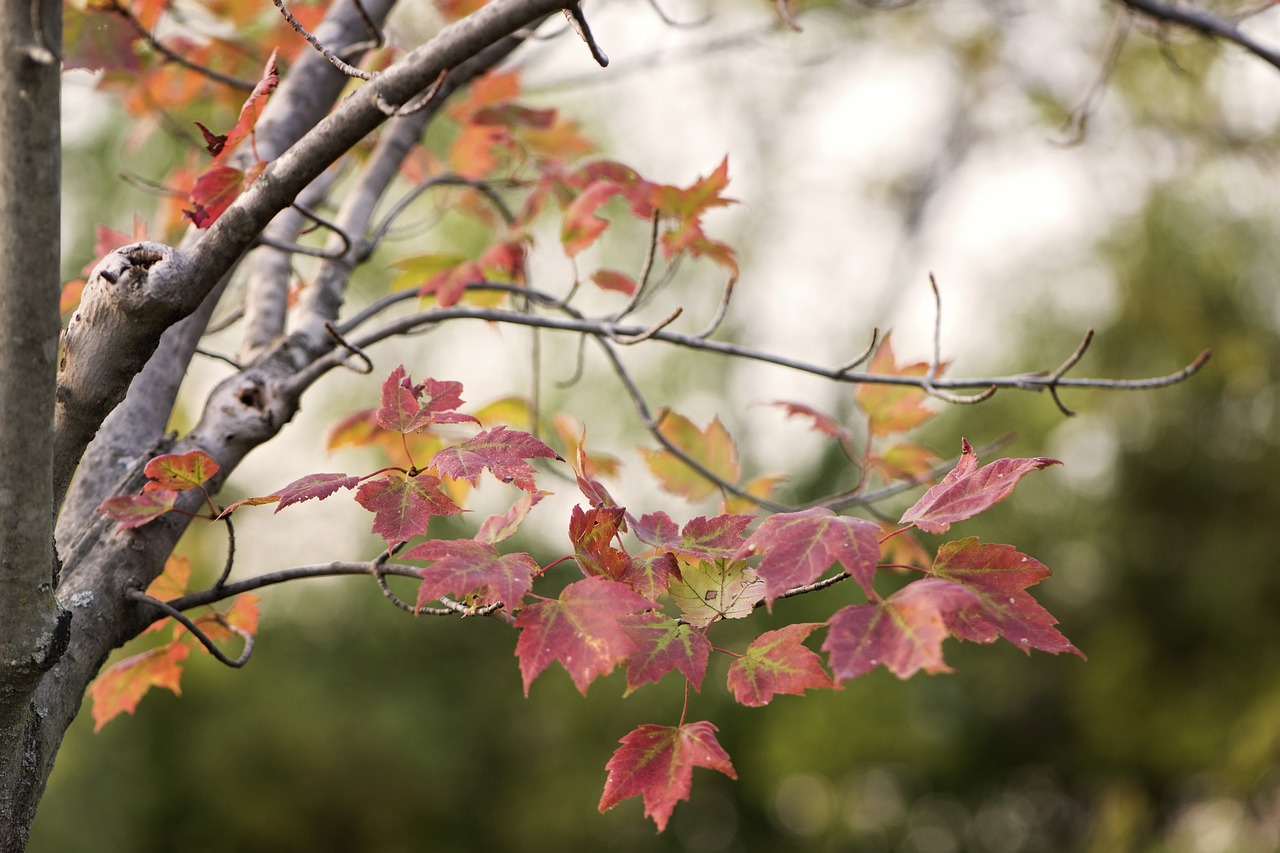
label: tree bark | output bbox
[0,0,69,848]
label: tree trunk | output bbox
[0,0,68,848]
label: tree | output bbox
[0,0,1243,847]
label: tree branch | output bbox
[1119,0,1280,72]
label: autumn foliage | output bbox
[62,0,1106,835]
[95,361,1077,829]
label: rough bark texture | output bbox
[0,0,69,847]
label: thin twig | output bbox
[194,347,244,370]
[111,0,257,91]
[921,274,996,404]
[562,4,609,67]
[376,68,448,116]
[694,277,736,339]
[271,0,375,80]
[324,322,374,373]
[291,298,1213,401]
[610,211,663,323]
[213,513,236,589]
[367,175,516,252]
[594,338,792,512]
[836,328,880,374]
[645,0,711,28]
[127,589,253,667]
[611,307,683,345]
[1059,10,1131,146]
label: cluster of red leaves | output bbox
[73,15,1080,826]
[92,352,1078,831]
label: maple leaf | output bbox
[142,450,219,492]
[727,623,834,707]
[865,440,940,481]
[855,333,940,436]
[771,401,853,441]
[740,507,881,604]
[668,558,763,628]
[639,411,741,502]
[569,504,629,580]
[598,721,737,832]
[355,472,462,547]
[273,472,361,511]
[146,555,192,602]
[823,577,980,682]
[212,49,279,167]
[722,474,785,515]
[89,642,191,732]
[930,537,1083,657]
[421,259,484,307]
[98,488,180,528]
[561,180,627,257]
[407,538,537,611]
[185,165,245,228]
[900,440,1061,534]
[376,365,472,433]
[513,576,652,695]
[184,594,261,646]
[430,425,558,491]
[633,512,754,562]
[475,490,546,544]
[619,552,679,602]
[620,612,711,694]
[590,269,638,295]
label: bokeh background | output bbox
[33,0,1280,850]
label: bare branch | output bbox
[1059,10,1130,146]
[126,590,253,667]
[1119,0,1280,72]
[109,0,257,91]
[271,0,376,80]
[562,4,609,67]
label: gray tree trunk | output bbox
[0,0,69,847]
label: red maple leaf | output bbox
[930,537,1083,657]
[430,425,558,491]
[561,180,627,257]
[98,489,180,528]
[569,504,629,580]
[739,507,881,604]
[900,440,1061,534]
[141,449,219,492]
[376,365,473,433]
[513,576,651,695]
[185,165,245,228]
[856,333,939,436]
[355,472,462,546]
[590,268,637,295]
[770,400,853,441]
[619,612,711,694]
[598,721,737,831]
[271,472,361,512]
[618,552,679,602]
[407,538,537,611]
[823,577,980,681]
[727,622,834,707]
[212,48,279,167]
[633,512,754,561]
